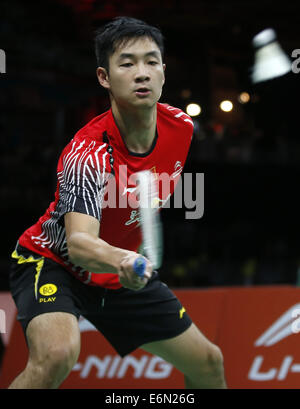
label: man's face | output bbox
[98,37,165,109]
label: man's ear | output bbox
[96,67,110,90]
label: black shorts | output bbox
[10,244,192,357]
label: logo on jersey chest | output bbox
[125,210,141,226]
[102,163,186,226]
[121,166,158,196]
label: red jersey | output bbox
[18,103,194,289]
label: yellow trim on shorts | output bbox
[12,248,45,300]
[179,307,186,319]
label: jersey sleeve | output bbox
[160,103,194,140]
[56,139,111,221]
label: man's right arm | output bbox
[64,212,152,290]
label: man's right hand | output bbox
[118,252,153,291]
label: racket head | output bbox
[136,170,163,270]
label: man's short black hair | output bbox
[94,16,165,72]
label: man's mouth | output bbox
[135,87,151,97]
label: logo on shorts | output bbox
[39,283,57,296]
[38,283,57,303]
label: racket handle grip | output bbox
[133,257,146,278]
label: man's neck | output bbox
[111,101,157,154]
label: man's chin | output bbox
[131,97,158,109]
[112,96,158,111]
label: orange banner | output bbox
[1,286,300,389]
[218,286,300,388]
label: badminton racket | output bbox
[133,170,163,278]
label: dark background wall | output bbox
[1,0,300,289]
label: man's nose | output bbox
[135,64,150,82]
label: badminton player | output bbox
[9,16,226,389]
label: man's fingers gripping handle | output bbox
[133,257,147,278]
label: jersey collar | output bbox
[105,107,158,158]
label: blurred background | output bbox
[1,0,300,294]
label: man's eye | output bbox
[148,61,158,65]
[120,63,133,67]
